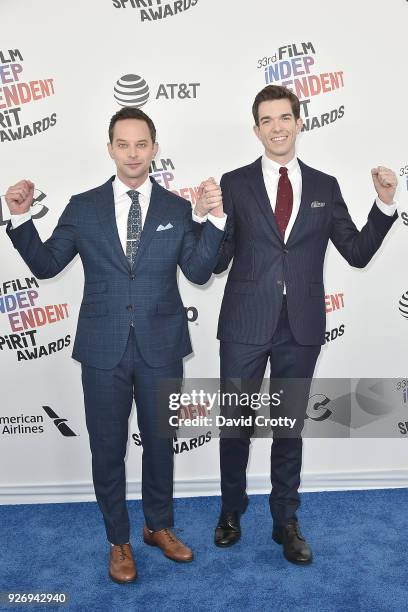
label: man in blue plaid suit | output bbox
[5,107,226,582]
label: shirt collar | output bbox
[113,174,152,205]
[262,154,299,175]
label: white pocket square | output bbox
[311,201,326,208]
[156,223,173,231]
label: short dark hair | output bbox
[108,107,156,143]
[252,85,300,125]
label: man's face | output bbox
[253,98,302,164]
[108,118,158,188]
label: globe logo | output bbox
[399,291,408,319]
[114,74,150,108]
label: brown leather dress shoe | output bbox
[143,526,193,562]
[109,543,138,583]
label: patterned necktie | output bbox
[275,167,293,239]
[126,190,142,267]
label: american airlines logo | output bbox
[42,406,77,437]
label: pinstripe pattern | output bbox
[215,157,397,346]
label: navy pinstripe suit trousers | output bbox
[219,297,321,527]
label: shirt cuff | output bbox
[10,210,32,229]
[208,213,227,230]
[192,210,207,223]
[375,197,397,217]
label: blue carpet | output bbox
[0,489,407,612]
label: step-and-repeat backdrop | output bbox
[1,0,407,504]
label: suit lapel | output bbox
[245,157,282,242]
[95,176,131,271]
[95,176,172,271]
[286,159,314,246]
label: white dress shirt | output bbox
[261,154,397,240]
[192,208,227,229]
[113,175,151,253]
[261,154,397,293]
[262,155,302,241]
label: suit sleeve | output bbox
[213,174,235,274]
[178,202,225,285]
[330,178,398,268]
[6,197,78,279]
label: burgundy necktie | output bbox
[275,166,293,239]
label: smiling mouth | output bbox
[271,136,287,142]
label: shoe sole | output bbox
[272,533,313,565]
[108,572,138,584]
[143,537,194,562]
[214,533,241,548]
[282,552,313,566]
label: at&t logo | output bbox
[113,73,199,107]
[114,74,149,108]
[398,291,408,319]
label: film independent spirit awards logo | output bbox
[111,0,199,21]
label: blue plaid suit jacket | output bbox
[7,176,224,368]
[215,158,397,346]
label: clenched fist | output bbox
[5,180,34,215]
[371,166,397,205]
[195,177,224,218]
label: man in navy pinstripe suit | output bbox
[213,85,398,564]
[5,107,226,582]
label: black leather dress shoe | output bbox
[214,495,249,547]
[272,519,312,565]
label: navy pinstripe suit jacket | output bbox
[7,176,224,369]
[215,157,397,346]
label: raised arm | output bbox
[330,167,398,268]
[178,179,225,285]
[5,180,78,279]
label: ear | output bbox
[152,141,159,158]
[253,124,261,141]
[295,117,303,134]
[107,142,114,160]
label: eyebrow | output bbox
[115,138,149,144]
[260,113,293,122]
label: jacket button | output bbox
[127,304,133,311]
[277,280,283,286]
[283,248,288,254]
[130,274,135,280]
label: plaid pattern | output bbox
[7,176,225,369]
